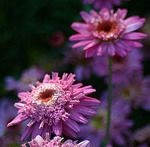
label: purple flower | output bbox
[0,98,21,146]
[22,134,90,147]
[92,49,143,84]
[7,73,100,141]
[80,99,133,146]
[5,67,44,92]
[83,0,127,9]
[70,9,146,57]
[113,73,150,110]
[132,125,150,147]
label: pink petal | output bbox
[21,126,33,141]
[78,140,90,147]
[74,105,97,116]
[69,34,92,41]
[65,118,80,132]
[81,96,100,106]
[72,40,93,48]
[125,18,145,33]
[69,111,88,124]
[123,32,147,40]
[7,113,27,127]
[116,9,127,19]
[71,22,89,34]
[53,122,62,136]
[83,40,99,50]
[80,11,92,23]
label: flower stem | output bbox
[105,56,113,146]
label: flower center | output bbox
[32,83,64,105]
[93,20,125,41]
[38,89,55,102]
[97,21,115,33]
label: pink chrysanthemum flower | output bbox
[7,73,100,141]
[22,134,90,147]
[70,9,146,57]
[83,0,127,9]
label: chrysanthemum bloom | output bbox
[80,99,133,146]
[83,0,127,9]
[70,9,146,57]
[22,134,90,147]
[5,67,44,92]
[92,49,142,84]
[7,73,100,141]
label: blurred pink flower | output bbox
[5,67,44,92]
[80,99,133,146]
[70,9,146,57]
[22,134,90,147]
[83,0,127,9]
[7,73,100,141]
[49,32,66,47]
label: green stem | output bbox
[105,56,113,146]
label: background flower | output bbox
[5,67,44,92]
[83,0,127,9]
[0,98,22,146]
[92,49,143,84]
[70,8,146,57]
[80,99,133,146]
